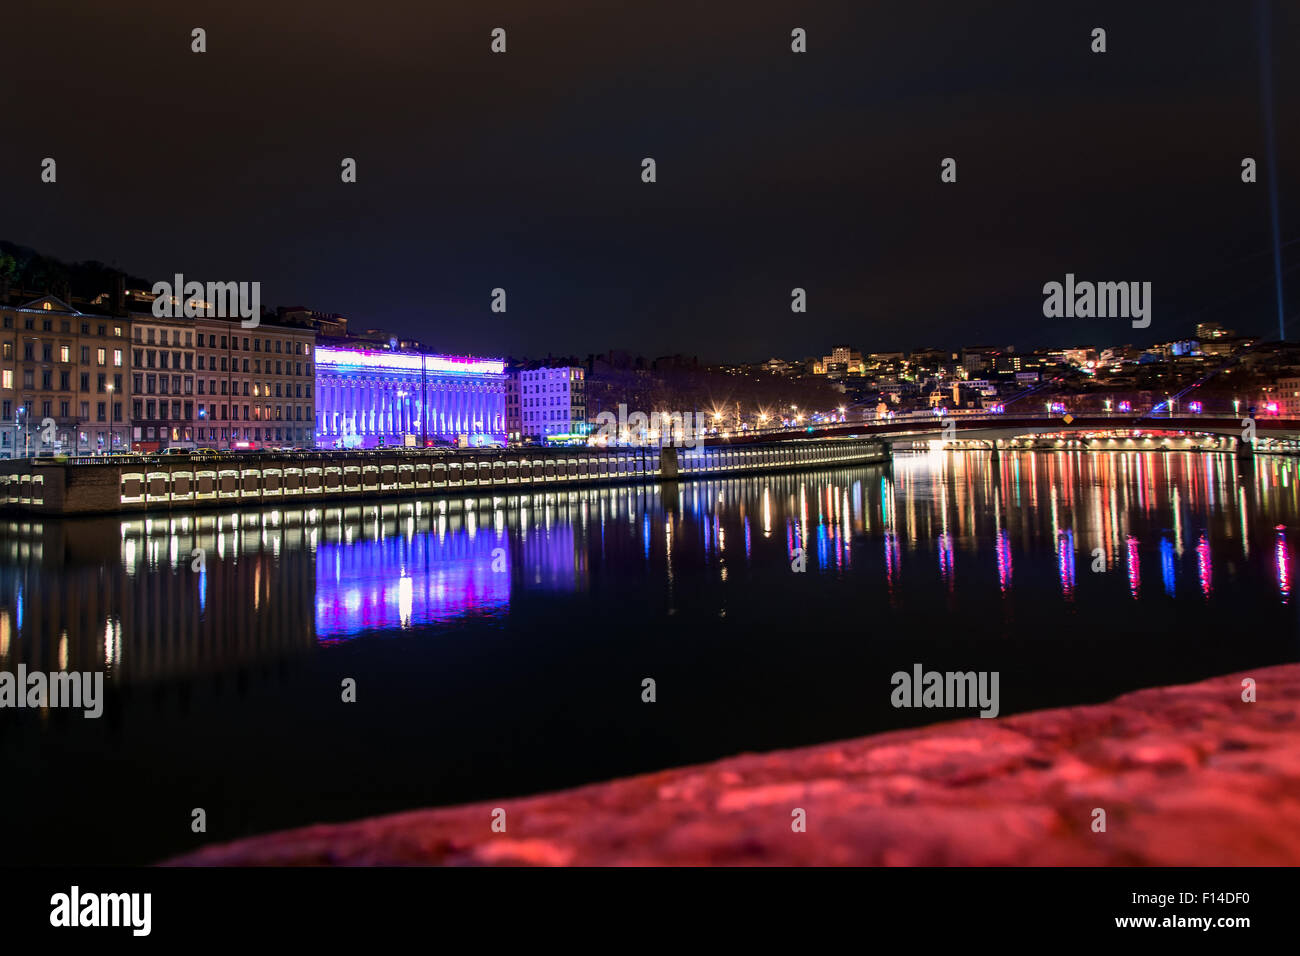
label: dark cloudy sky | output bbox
[2,1,1297,361]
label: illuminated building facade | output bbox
[812,346,865,378]
[314,345,507,448]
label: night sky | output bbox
[2,1,1297,362]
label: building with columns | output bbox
[314,345,507,448]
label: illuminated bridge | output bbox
[713,413,1300,457]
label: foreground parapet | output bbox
[166,664,1300,866]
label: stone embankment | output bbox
[167,664,1300,866]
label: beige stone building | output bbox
[128,309,197,451]
[0,290,316,456]
[193,318,316,449]
[0,294,129,456]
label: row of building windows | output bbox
[0,369,313,395]
[131,401,309,422]
[0,370,123,392]
[523,396,583,406]
[524,410,585,422]
[2,352,309,380]
[127,350,311,376]
[195,356,309,375]
[195,380,311,397]
[2,399,123,422]
[0,315,124,336]
[518,369,584,382]
[135,327,313,355]
[138,425,311,443]
[1,343,125,365]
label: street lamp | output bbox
[396,389,409,444]
[106,383,117,453]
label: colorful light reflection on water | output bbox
[1,450,1299,683]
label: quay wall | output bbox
[0,439,890,516]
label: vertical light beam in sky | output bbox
[1258,0,1286,340]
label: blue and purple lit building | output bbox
[314,345,507,448]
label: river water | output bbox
[1,449,1297,863]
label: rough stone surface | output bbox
[166,664,1300,866]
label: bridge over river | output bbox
[5,413,1296,517]
[716,413,1300,457]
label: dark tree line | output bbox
[0,240,149,302]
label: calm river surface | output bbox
[2,449,1297,863]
